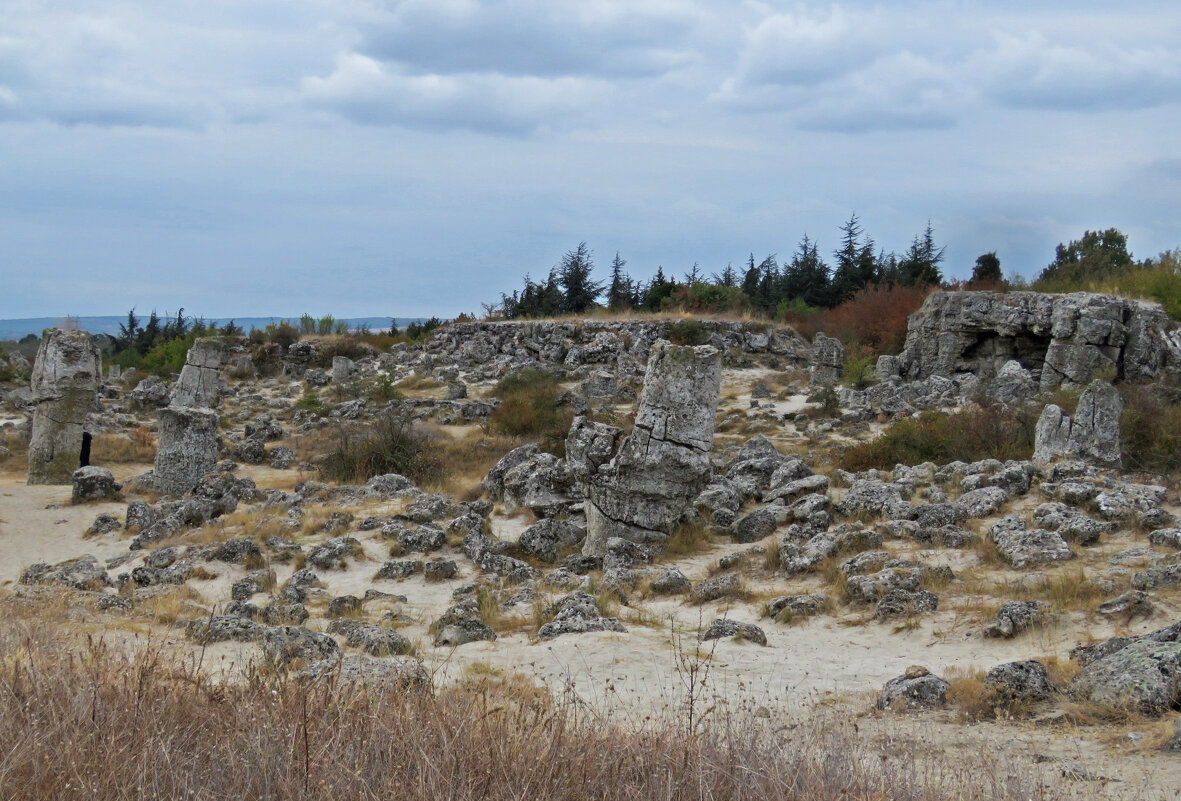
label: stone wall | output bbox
[895,291,1181,389]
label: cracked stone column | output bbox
[27,328,101,485]
[172,338,224,408]
[578,340,721,556]
[154,406,220,496]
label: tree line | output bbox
[494,216,1007,320]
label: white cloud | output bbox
[301,52,605,134]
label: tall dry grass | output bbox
[0,599,1064,801]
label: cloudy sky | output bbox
[2,0,1179,319]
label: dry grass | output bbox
[394,373,443,393]
[0,594,1087,801]
[663,520,715,560]
[91,427,156,463]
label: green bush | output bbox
[840,405,1036,471]
[295,392,326,415]
[1120,384,1181,474]
[317,414,445,485]
[667,320,708,346]
[841,346,878,390]
[488,370,571,454]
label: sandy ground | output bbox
[3,384,1181,799]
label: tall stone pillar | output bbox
[155,406,219,496]
[27,328,101,485]
[574,340,722,556]
[172,338,224,408]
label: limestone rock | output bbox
[27,328,101,485]
[1066,381,1122,468]
[877,672,950,711]
[983,600,1051,638]
[702,619,767,645]
[896,291,1180,389]
[580,341,721,556]
[155,406,220,496]
[1069,640,1181,716]
[71,466,121,503]
[518,518,586,563]
[810,333,844,385]
[172,338,224,408]
[985,660,1057,708]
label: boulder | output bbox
[1069,640,1181,716]
[985,660,1057,708]
[877,670,949,711]
[983,600,1051,638]
[518,518,586,563]
[701,619,767,645]
[71,466,121,503]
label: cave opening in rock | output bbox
[959,331,1052,376]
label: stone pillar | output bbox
[331,356,354,383]
[27,328,101,485]
[1032,380,1122,468]
[576,341,721,556]
[172,338,224,408]
[810,333,845,385]
[155,406,219,496]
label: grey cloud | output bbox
[357,0,703,79]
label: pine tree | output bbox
[607,252,632,311]
[971,252,1002,284]
[557,242,603,313]
[782,234,831,308]
[899,221,946,287]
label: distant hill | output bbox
[0,317,426,341]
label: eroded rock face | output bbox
[575,341,722,556]
[172,338,224,408]
[1033,381,1122,468]
[27,328,101,485]
[897,291,1181,389]
[154,406,219,496]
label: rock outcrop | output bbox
[574,340,722,556]
[896,291,1181,389]
[154,406,219,496]
[1033,380,1122,467]
[172,338,224,408]
[27,328,101,485]
[419,319,810,381]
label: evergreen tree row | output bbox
[496,215,959,319]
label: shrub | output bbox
[839,404,1036,471]
[488,371,572,455]
[841,344,877,390]
[295,392,326,415]
[317,414,445,485]
[354,374,404,404]
[667,319,708,346]
[783,283,930,355]
[1120,383,1181,474]
[267,321,299,351]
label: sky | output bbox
[1,0,1179,319]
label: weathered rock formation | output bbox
[810,333,845,385]
[155,406,219,496]
[27,328,101,485]
[572,340,722,556]
[1033,380,1122,467]
[896,291,1181,389]
[172,338,224,408]
[419,320,809,381]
